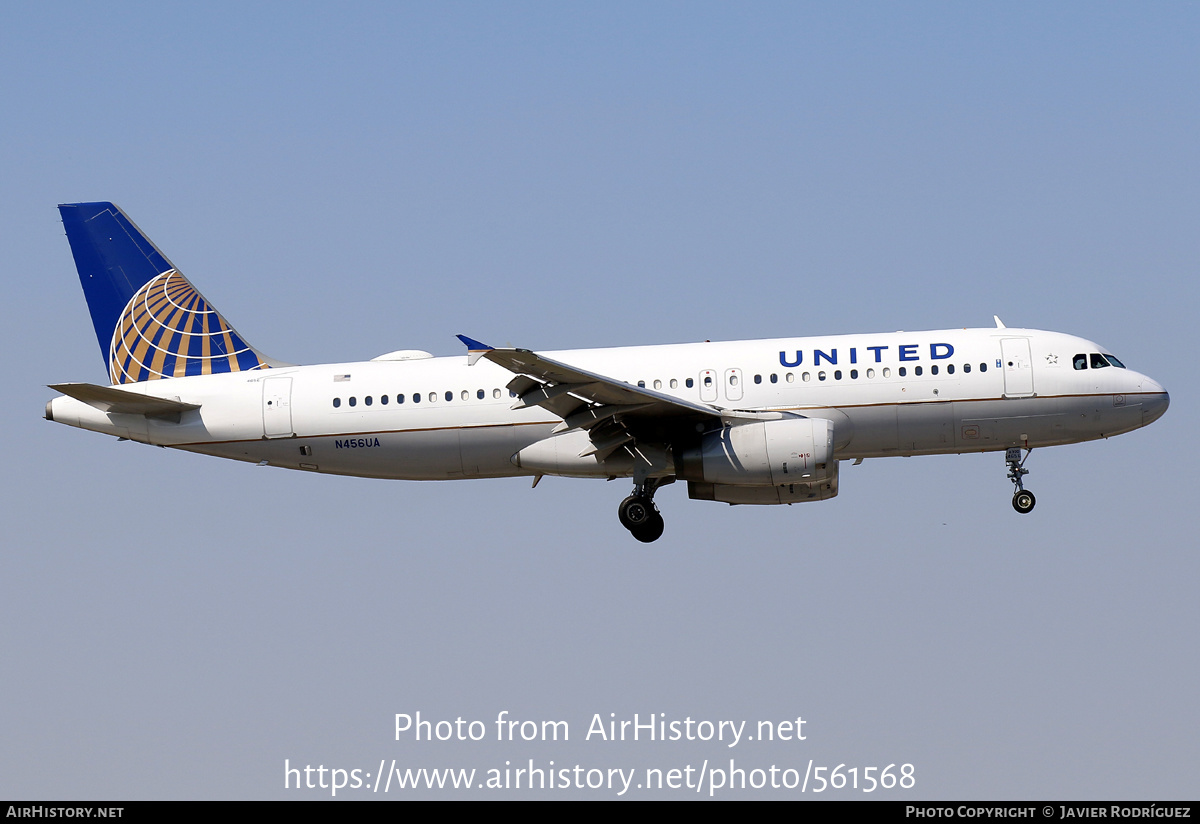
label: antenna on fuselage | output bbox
[993,315,1007,329]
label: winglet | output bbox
[457,334,494,366]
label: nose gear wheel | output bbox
[1005,448,1036,514]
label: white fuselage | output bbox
[48,327,1169,480]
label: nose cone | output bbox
[1139,377,1169,426]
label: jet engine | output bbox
[676,416,839,505]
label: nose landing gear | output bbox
[618,478,667,543]
[1006,447,1036,514]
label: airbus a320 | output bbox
[46,202,1170,542]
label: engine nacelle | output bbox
[675,416,834,487]
[687,465,839,505]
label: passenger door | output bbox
[1000,338,1035,398]
[262,377,294,438]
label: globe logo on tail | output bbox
[109,270,268,384]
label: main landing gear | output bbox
[618,478,667,543]
[1006,447,1036,514]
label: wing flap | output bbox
[552,402,656,434]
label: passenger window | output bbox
[1073,354,1088,370]
[381,395,388,405]
[833,370,842,380]
[412,393,420,404]
[349,397,357,407]
[703,376,713,388]
[333,398,341,408]
[818,371,827,381]
[850,369,858,379]
[686,378,694,388]
[785,372,794,383]
[802,372,811,382]
[653,380,662,389]
[979,363,987,372]
[445,391,453,401]
[670,379,678,389]
[365,396,373,406]
[397,394,405,404]
[963,363,971,373]
[883,367,891,378]
[754,374,762,384]
[637,380,646,388]
[493,389,501,399]
[898,367,906,377]
[770,373,778,383]
[461,390,469,401]
[729,374,739,386]
[1090,353,1110,369]
[914,366,923,376]
[477,389,485,399]
[945,364,952,375]
[866,368,875,379]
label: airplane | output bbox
[46,202,1170,542]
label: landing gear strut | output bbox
[1006,447,1036,514]
[618,477,666,543]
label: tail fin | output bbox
[59,202,278,384]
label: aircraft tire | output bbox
[631,512,665,543]
[1012,490,1036,514]
[619,495,654,530]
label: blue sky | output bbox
[2,2,1196,798]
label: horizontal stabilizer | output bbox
[48,382,200,419]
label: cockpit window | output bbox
[1090,353,1110,369]
[1073,354,1087,370]
[1103,354,1126,368]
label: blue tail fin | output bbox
[59,202,276,384]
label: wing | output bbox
[458,335,722,462]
